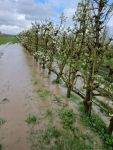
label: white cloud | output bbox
[0,0,57,34]
[17,14,25,20]
[63,8,75,26]
[108,15,113,27]
[0,25,25,35]
[0,0,112,36]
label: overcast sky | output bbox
[0,0,113,35]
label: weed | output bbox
[39,93,45,100]
[43,89,50,95]
[59,109,76,129]
[0,144,2,150]
[46,110,54,121]
[35,88,51,100]
[52,79,62,84]
[43,127,61,144]
[53,95,61,103]
[0,52,3,58]
[0,118,5,125]
[39,89,51,100]
[69,93,79,102]
[2,98,9,103]
[50,127,61,138]
[35,89,41,93]
[26,115,37,124]
[34,79,39,85]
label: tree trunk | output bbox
[84,90,90,113]
[48,69,51,75]
[67,86,71,98]
[83,89,92,116]
[48,62,52,75]
[42,63,45,69]
[34,56,38,62]
[108,116,113,135]
[36,58,38,62]
[56,77,60,83]
[56,74,61,83]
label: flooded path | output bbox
[0,44,68,150]
[0,44,37,150]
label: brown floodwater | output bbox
[0,43,68,150]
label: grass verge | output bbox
[78,102,113,150]
[29,125,103,150]
[0,36,19,45]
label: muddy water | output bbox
[0,44,68,150]
[0,44,37,150]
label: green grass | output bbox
[34,79,39,85]
[0,118,5,126]
[36,88,51,100]
[78,102,113,149]
[59,109,76,129]
[52,79,62,84]
[26,115,37,124]
[98,70,109,78]
[29,125,103,150]
[42,126,61,144]
[46,109,54,121]
[93,96,108,110]
[53,95,61,103]
[69,93,79,102]
[0,36,19,45]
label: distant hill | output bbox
[0,34,15,37]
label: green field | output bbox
[0,36,19,45]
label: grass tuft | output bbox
[34,79,39,85]
[46,109,54,121]
[26,115,37,124]
[52,79,62,84]
[2,98,9,103]
[0,118,5,126]
[59,109,76,129]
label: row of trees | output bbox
[17,0,113,134]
